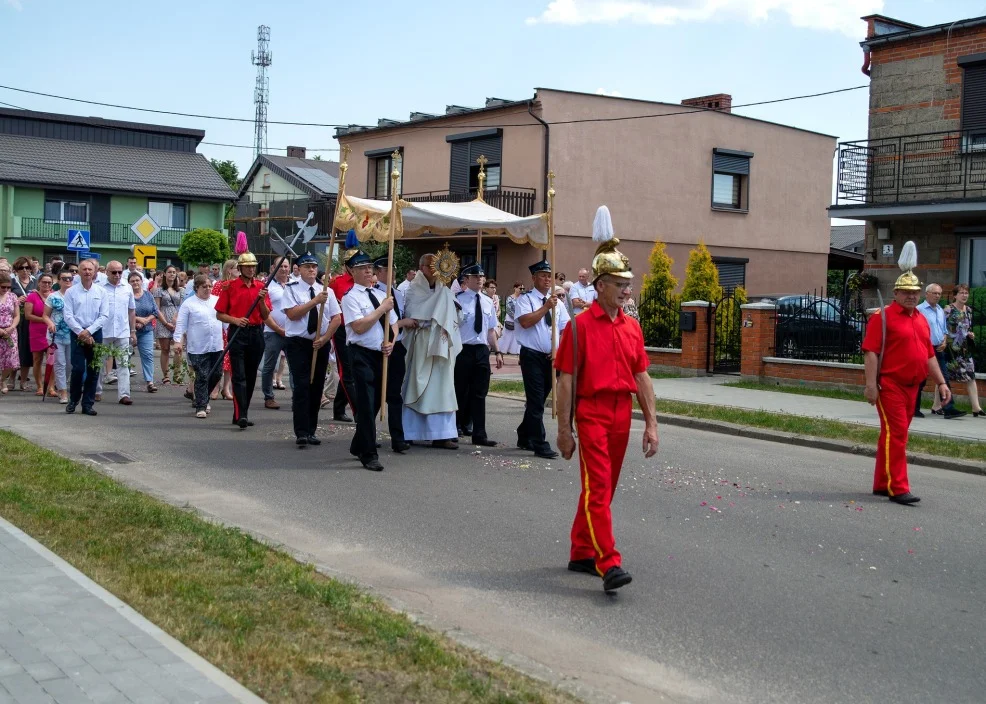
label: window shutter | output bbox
[713,152,750,175]
[962,64,986,132]
[450,142,470,193]
[715,261,746,289]
[468,136,502,165]
[375,158,389,199]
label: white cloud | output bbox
[525,0,884,37]
[595,88,624,97]
[4,0,23,9]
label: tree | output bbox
[210,159,241,191]
[681,241,720,302]
[641,240,677,295]
[312,154,324,161]
[321,241,414,279]
[176,228,231,267]
[637,240,680,347]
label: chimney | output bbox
[286,146,306,158]
[681,93,732,113]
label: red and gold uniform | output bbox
[554,301,649,575]
[215,277,270,424]
[862,301,935,496]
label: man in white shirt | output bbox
[569,268,597,314]
[515,259,571,459]
[341,251,396,471]
[260,259,290,409]
[282,253,342,446]
[125,257,149,291]
[97,261,137,405]
[396,268,416,296]
[454,264,503,446]
[72,258,108,286]
[62,259,109,414]
[374,256,414,453]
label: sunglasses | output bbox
[16,266,30,271]
[0,286,10,290]
[60,276,72,282]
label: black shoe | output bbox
[872,489,889,496]
[567,558,597,575]
[82,407,97,416]
[65,403,76,414]
[973,411,986,418]
[237,418,249,429]
[375,442,382,449]
[602,566,632,592]
[889,492,921,505]
[334,414,353,423]
[472,438,498,447]
[931,409,945,416]
[913,411,925,418]
[517,440,532,451]
[944,410,968,419]
[363,458,384,472]
[534,449,560,460]
[306,435,321,446]
[392,441,411,453]
[296,437,308,446]
[432,440,459,450]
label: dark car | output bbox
[775,296,864,361]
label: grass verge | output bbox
[724,379,978,413]
[489,381,986,463]
[0,430,580,704]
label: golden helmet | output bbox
[893,270,921,291]
[894,240,920,291]
[590,205,632,282]
[237,251,258,267]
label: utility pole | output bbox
[251,25,271,160]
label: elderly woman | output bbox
[500,281,524,355]
[172,275,224,418]
[130,271,160,392]
[10,256,36,391]
[23,273,56,396]
[944,284,982,417]
[0,272,20,393]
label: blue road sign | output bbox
[67,229,91,251]
[75,250,100,261]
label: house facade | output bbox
[0,108,235,267]
[335,88,835,296]
[830,13,986,292]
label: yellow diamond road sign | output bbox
[131,214,160,244]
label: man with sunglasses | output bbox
[96,261,137,406]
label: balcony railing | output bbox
[15,218,185,248]
[835,130,986,205]
[400,186,538,217]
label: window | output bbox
[262,173,271,189]
[958,236,986,288]
[148,201,187,229]
[44,199,88,223]
[711,148,752,211]
[713,257,747,290]
[373,154,402,199]
[959,54,986,139]
[447,129,503,195]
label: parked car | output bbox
[775,296,864,361]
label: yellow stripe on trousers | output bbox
[575,417,605,577]
[875,396,894,496]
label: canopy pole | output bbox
[311,145,350,382]
[547,170,557,419]
[475,155,487,268]
[380,150,401,422]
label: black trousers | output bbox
[517,346,553,453]
[915,350,956,414]
[188,351,222,411]
[69,330,102,409]
[284,337,330,439]
[455,344,492,442]
[385,341,407,445]
[228,325,265,422]
[333,325,357,417]
[349,345,383,462]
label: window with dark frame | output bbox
[373,154,402,199]
[44,199,88,223]
[711,148,752,211]
[959,53,986,146]
[447,129,503,196]
[148,201,187,229]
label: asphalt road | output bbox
[1,385,984,704]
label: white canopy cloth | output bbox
[334,194,549,249]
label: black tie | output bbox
[474,294,482,334]
[542,297,552,328]
[308,286,318,334]
[390,287,402,319]
[366,289,388,333]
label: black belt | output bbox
[462,342,489,348]
[520,346,551,357]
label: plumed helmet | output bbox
[893,241,921,291]
[590,205,633,282]
[237,251,258,267]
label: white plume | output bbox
[898,240,917,272]
[592,205,614,243]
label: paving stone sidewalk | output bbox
[0,516,264,704]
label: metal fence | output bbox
[637,290,681,349]
[774,290,868,364]
[401,186,538,217]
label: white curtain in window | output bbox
[148,201,171,228]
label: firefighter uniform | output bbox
[454,263,501,446]
[214,270,270,427]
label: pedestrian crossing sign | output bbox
[67,229,91,251]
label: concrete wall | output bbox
[863,218,963,292]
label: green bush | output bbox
[176,228,231,267]
[638,240,681,347]
[681,241,719,302]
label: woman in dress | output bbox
[23,273,55,396]
[130,272,160,393]
[10,256,36,391]
[153,266,184,384]
[211,259,239,400]
[0,273,20,394]
[944,284,983,417]
[499,281,524,355]
[43,270,73,403]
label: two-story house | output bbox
[830,13,986,292]
[335,88,835,295]
[0,108,235,267]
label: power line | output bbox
[0,83,868,130]
[201,141,338,152]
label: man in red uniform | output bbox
[215,250,272,429]
[862,247,950,505]
[555,206,659,593]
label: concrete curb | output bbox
[488,392,986,477]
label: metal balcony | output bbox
[400,186,538,217]
[14,218,186,247]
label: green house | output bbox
[0,108,236,268]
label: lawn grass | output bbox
[0,430,581,704]
[724,379,978,413]
[489,381,986,463]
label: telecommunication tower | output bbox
[251,25,272,159]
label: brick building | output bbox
[830,13,986,292]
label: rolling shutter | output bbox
[713,151,751,175]
[449,133,503,193]
[450,142,470,193]
[961,63,986,132]
[714,260,746,290]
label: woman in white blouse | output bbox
[172,275,224,418]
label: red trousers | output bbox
[571,393,632,575]
[873,377,919,496]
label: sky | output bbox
[2,0,984,214]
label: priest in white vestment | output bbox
[401,253,462,449]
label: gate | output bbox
[707,290,742,374]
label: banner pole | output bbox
[547,170,557,419]
[379,150,401,421]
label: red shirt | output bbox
[330,272,354,322]
[862,301,935,385]
[554,301,648,397]
[214,277,270,326]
